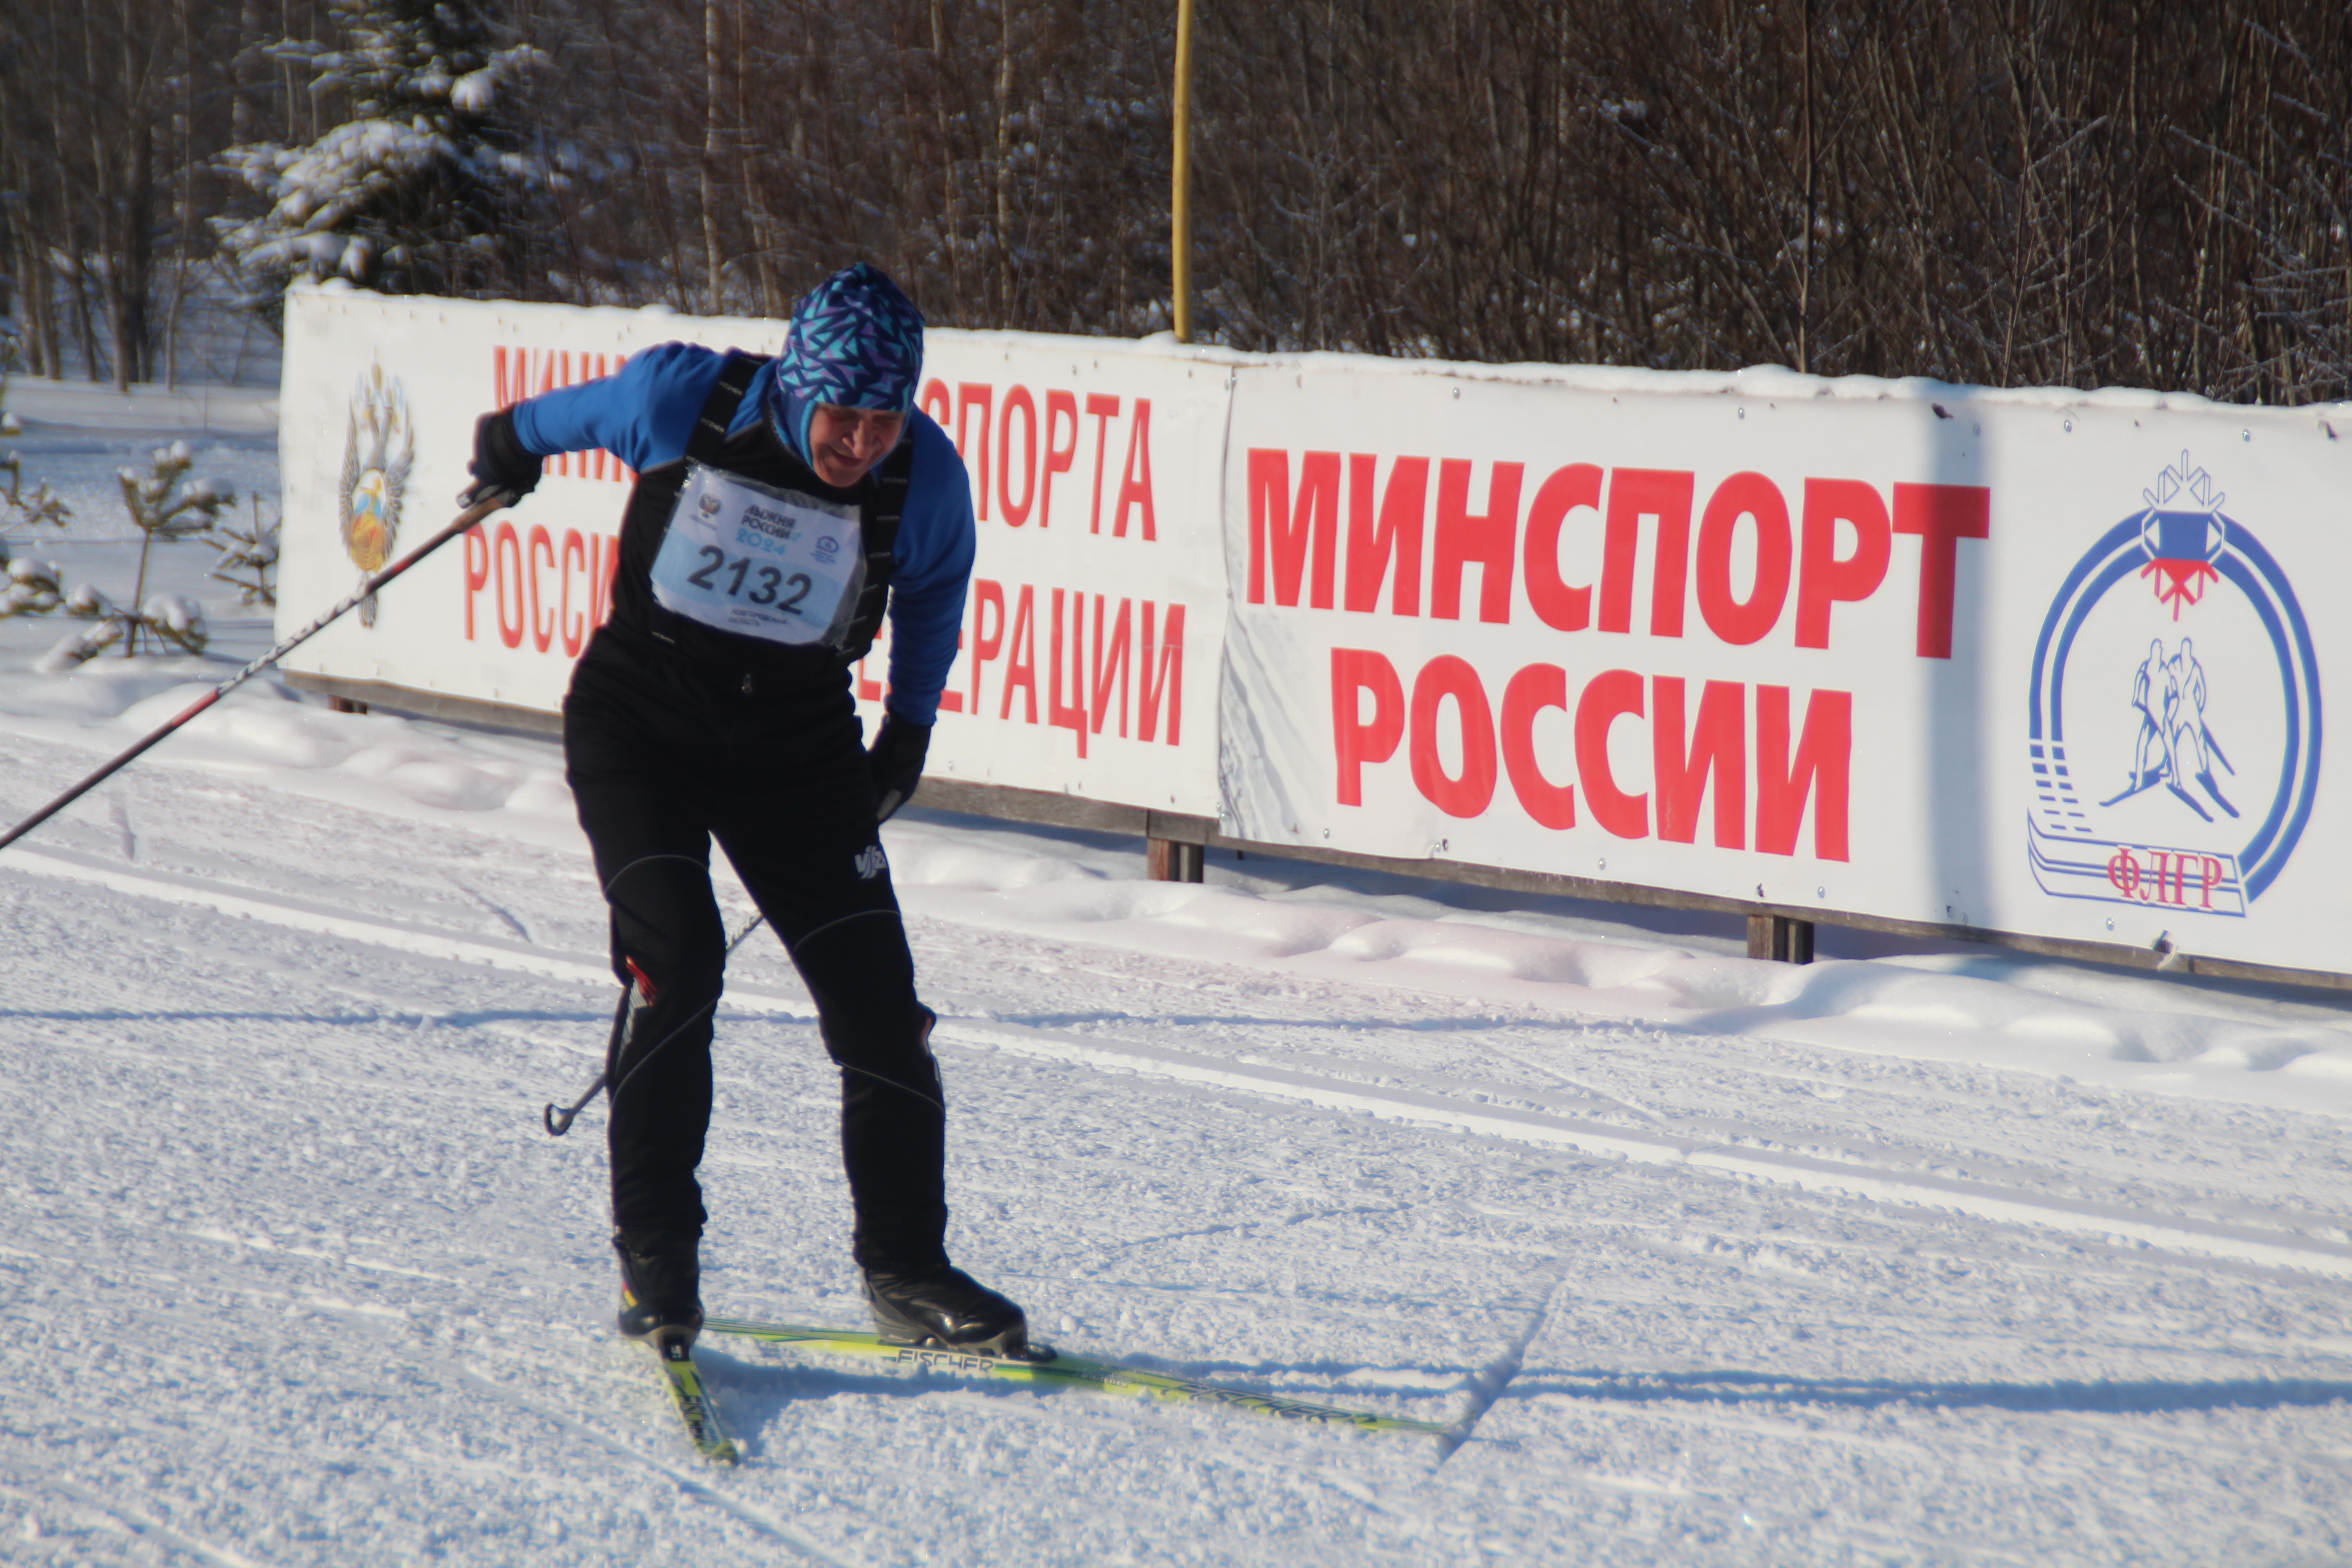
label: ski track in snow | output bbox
[7,724,2352,1563]
[6,416,2352,1561]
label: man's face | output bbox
[807,404,906,488]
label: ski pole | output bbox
[0,490,515,857]
[544,1044,617,1138]
[544,913,771,1137]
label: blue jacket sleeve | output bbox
[505,342,728,473]
[882,414,976,725]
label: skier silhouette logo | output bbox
[2103,637,2238,822]
[2026,452,2319,916]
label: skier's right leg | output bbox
[564,628,728,1337]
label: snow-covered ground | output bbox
[6,380,2352,1564]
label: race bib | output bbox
[649,465,865,647]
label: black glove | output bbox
[868,715,931,824]
[461,410,542,506]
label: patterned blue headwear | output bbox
[766,262,926,462]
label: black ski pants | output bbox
[562,622,948,1273]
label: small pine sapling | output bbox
[206,495,281,607]
[119,441,236,656]
[1,555,69,621]
[0,386,84,651]
[9,566,211,674]
[1,430,230,671]
[0,402,74,564]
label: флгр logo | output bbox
[2026,453,2321,923]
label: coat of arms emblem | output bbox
[338,364,414,627]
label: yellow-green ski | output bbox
[650,1334,741,1465]
[705,1318,1447,1437]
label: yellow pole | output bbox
[1171,0,1195,343]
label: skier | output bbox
[463,263,1031,1358]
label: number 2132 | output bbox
[686,547,813,614]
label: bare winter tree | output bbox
[1176,0,2349,401]
[4,0,2346,403]
[1,0,337,383]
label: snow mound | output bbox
[885,834,2352,1117]
[5,651,2349,1119]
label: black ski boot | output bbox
[614,1230,704,1345]
[864,1265,1041,1359]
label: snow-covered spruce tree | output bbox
[215,0,548,301]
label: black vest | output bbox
[607,351,913,680]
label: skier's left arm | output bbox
[880,415,977,725]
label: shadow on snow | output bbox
[1512,1366,2352,1416]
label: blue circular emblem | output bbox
[2026,454,2321,914]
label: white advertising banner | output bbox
[901,336,1229,813]
[1218,359,2352,975]
[279,287,2352,974]
[274,288,1229,814]
[277,289,770,713]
